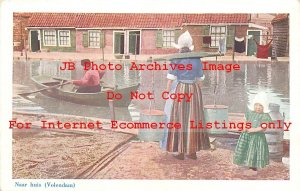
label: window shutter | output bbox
[82,32,88,47]
[100,31,105,48]
[174,30,181,43]
[156,30,163,48]
[202,26,210,48]
[114,33,121,54]
[226,27,235,48]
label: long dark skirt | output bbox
[166,82,210,154]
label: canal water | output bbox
[13,60,290,124]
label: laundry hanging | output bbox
[254,39,273,59]
[247,35,253,40]
[203,36,211,44]
[218,38,226,54]
[234,37,245,53]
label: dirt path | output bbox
[13,128,132,179]
[94,142,289,180]
[12,113,289,180]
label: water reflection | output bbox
[13,60,290,120]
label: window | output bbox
[162,30,175,48]
[210,26,226,47]
[43,30,56,46]
[58,30,70,46]
[88,30,100,48]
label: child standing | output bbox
[233,92,272,176]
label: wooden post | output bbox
[24,39,27,61]
[109,100,115,121]
[214,56,218,106]
[148,57,155,112]
[232,26,236,61]
[134,33,137,61]
[101,31,105,61]
[102,47,104,61]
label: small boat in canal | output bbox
[30,75,140,107]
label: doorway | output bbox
[30,30,40,52]
[114,31,125,54]
[128,31,140,55]
[247,30,261,56]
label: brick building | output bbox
[23,13,271,57]
[272,14,289,57]
[13,13,32,51]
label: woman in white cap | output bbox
[165,31,210,160]
[233,92,272,175]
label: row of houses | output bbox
[13,13,289,57]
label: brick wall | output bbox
[76,29,179,55]
[76,30,113,54]
[181,25,203,51]
[140,30,177,55]
[272,20,289,57]
[250,13,275,43]
[13,13,32,51]
[235,25,248,38]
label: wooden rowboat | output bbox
[31,75,140,107]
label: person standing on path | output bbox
[165,31,211,160]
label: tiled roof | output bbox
[27,13,249,28]
[272,14,289,23]
[13,12,33,18]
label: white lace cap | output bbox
[172,31,194,51]
[248,92,270,113]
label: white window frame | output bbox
[58,30,71,47]
[43,30,57,46]
[210,26,227,48]
[88,30,101,48]
[162,30,175,48]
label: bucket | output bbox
[137,109,165,141]
[265,103,284,162]
[204,105,229,134]
[269,103,280,112]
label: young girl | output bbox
[233,92,272,175]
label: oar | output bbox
[18,81,70,97]
[52,77,69,81]
[153,51,224,61]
